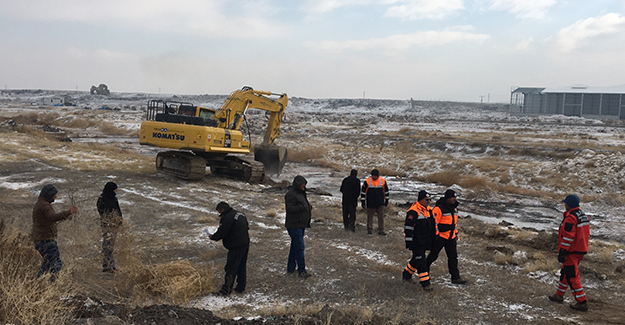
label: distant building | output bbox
[510,85,625,120]
[43,97,64,106]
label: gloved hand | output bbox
[557,249,568,263]
[384,199,389,206]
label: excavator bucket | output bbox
[254,145,288,176]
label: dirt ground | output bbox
[2,95,625,324]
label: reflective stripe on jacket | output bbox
[558,207,589,254]
[432,197,458,240]
[404,201,435,250]
[361,177,389,208]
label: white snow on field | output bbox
[330,241,397,266]
[0,176,67,191]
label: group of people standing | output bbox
[31,172,591,312]
[31,182,123,281]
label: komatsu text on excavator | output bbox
[139,86,288,183]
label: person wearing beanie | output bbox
[426,189,468,285]
[549,194,590,311]
[402,190,436,291]
[32,184,78,281]
[361,168,390,235]
[340,169,360,232]
[285,175,313,278]
[210,201,250,295]
[97,181,123,273]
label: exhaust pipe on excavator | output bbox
[254,145,288,176]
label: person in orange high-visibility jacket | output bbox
[361,169,389,235]
[549,195,590,312]
[402,190,436,292]
[426,189,467,284]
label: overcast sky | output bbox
[1,0,624,102]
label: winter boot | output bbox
[570,301,588,311]
[548,294,564,303]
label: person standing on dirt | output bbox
[340,169,360,232]
[403,190,436,291]
[548,195,590,311]
[285,175,313,278]
[210,201,250,295]
[31,184,77,281]
[426,189,467,285]
[361,169,389,235]
[96,182,123,273]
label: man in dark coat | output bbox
[340,169,360,232]
[426,189,467,284]
[32,184,77,281]
[285,175,313,278]
[210,201,250,295]
[96,182,123,273]
[402,190,436,291]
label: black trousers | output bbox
[403,247,430,287]
[220,245,249,295]
[426,237,461,280]
[342,204,357,230]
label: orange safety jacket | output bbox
[432,198,458,240]
[361,176,389,208]
[404,202,435,250]
[558,207,590,254]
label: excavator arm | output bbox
[211,86,289,175]
[212,86,288,145]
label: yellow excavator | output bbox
[139,86,288,183]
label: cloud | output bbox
[483,0,556,19]
[514,37,534,51]
[307,26,489,52]
[0,0,289,38]
[301,0,374,14]
[384,0,464,20]
[556,13,625,52]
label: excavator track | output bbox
[155,151,207,180]
[208,156,266,183]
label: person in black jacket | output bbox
[361,169,390,235]
[285,175,313,278]
[96,182,123,273]
[340,169,360,232]
[210,201,250,295]
[402,190,436,291]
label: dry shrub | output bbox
[287,147,327,162]
[0,223,75,324]
[266,210,278,218]
[597,193,625,207]
[493,251,511,265]
[129,260,215,305]
[314,158,343,170]
[99,122,128,135]
[376,166,406,177]
[459,175,493,189]
[423,171,457,187]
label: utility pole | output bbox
[479,95,485,103]
[363,91,365,99]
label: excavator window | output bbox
[178,105,197,116]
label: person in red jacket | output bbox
[549,195,590,312]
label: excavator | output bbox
[139,86,288,183]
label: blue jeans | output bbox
[35,240,62,281]
[287,228,306,274]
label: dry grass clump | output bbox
[128,260,216,305]
[287,146,328,162]
[376,166,406,177]
[0,221,75,324]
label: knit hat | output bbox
[39,184,58,201]
[216,201,231,212]
[444,189,457,199]
[562,195,580,208]
[371,169,379,177]
[417,190,430,201]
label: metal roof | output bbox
[541,84,625,94]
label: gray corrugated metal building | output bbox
[510,85,625,119]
